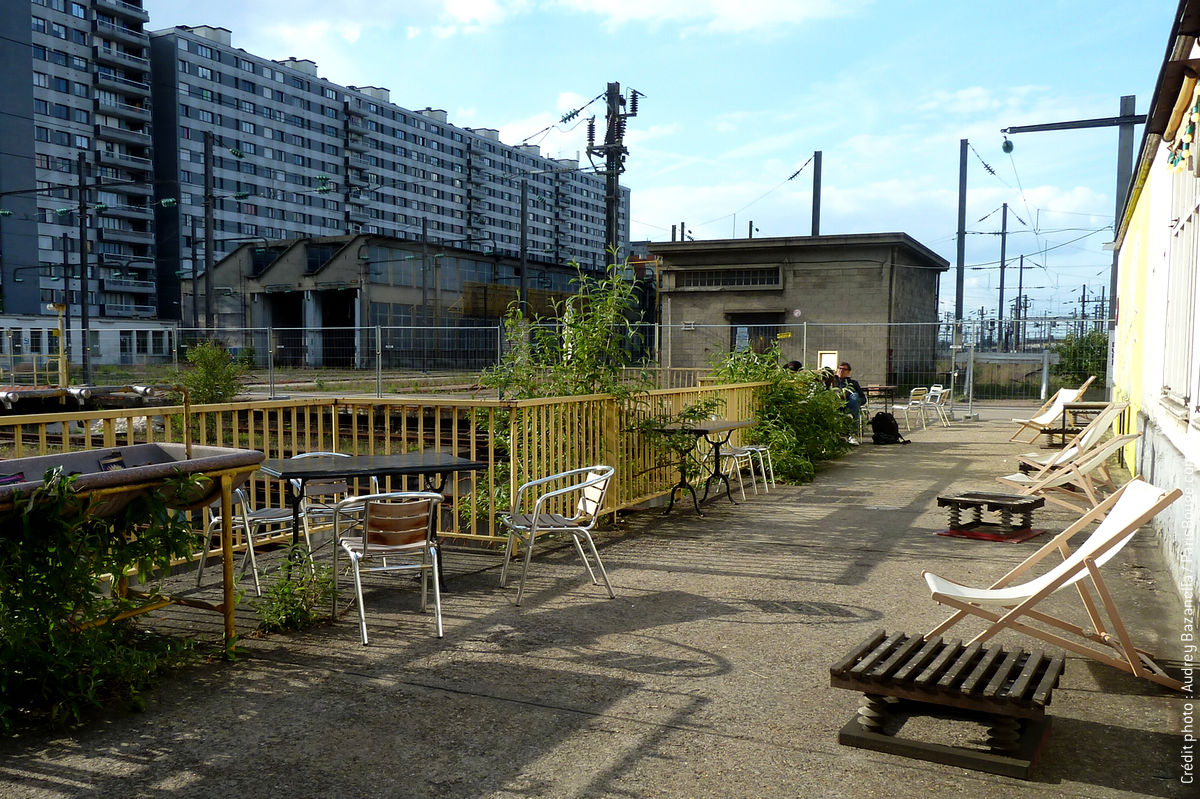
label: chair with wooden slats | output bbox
[333,491,444,643]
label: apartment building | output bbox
[148,24,629,322]
[2,0,157,333]
[1,4,630,342]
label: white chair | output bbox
[1009,376,1096,442]
[742,444,776,489]
[1017,402,1128,475]
[924,478,1184,691]
[997,433,1140,516]
[196,487,295,596]
[333,491,444,643]
[900,387,929,431]
[500,465,615,606]
[922,387,951,427]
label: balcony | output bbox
[100,276,156,293]
[93,45,149,73]
[347,191,368,206]
[94,0,151,23]
[98,227,151,246]
[346,137,368,153]
[95,71,151,97]
[102,203,153,221]
[95,149,151,171]
[95,123,151,149]
[95,97,151,124]
[346,173,370,189]
[94,19,149,50]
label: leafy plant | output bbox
[252,546,334,633]
[177,340,247,404]
[1052,330,1107,388]
[481,261,655,401]
[710,343,851,482]
[0,470,200,729]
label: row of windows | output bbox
[33,99,89,124]
[34,126,90,149]
[676,268,782,288]
[32,0,88,16]
[32,45,90,73]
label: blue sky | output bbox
[143,0,1175,322]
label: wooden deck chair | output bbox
[1009,376,1096,442]
[1017,401,1128,475]
[997,433,1140,516]
[924,477,1184,690]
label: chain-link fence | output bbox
[0,317,1111,404]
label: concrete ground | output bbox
[0,412,1192,798]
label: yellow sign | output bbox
[776,331,792,339]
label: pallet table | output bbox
[935,491,1045,542]
[830,630,1064,779]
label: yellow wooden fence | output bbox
[0,383,765,552]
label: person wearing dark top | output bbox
[832,361,866,444]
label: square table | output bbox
[259,451,488,589]
[657,419,755,516]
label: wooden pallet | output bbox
[830,629,1064,779]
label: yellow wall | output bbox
[1114,174,1153,471]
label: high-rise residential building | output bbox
[148,25,629,321]
[2,5,631,331]
[1,0,157,323]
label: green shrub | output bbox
[711,344,851,482]
[0,470,200,729]
[178,340,247,404]
[253,547,334,633]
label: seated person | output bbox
[833,362,866,423]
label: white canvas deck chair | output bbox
[997,433,1139,516]
[925,477,1184,691]
[1009,375,1096,442]
[1017,401,1128,476]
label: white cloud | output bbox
[551,0,871,32]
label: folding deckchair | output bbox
[924,478,1184,691]
[997,433,1140,516]
[1009,376,1096,442]
[1017,401,1128,475]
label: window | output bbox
[1164,169,1199,420]
[49,23,66,39]
[32,17,46,34]
[196,65,212,80]
[676,267,781,288]
[73,134,90,149]
[195,43,214,59]
[33,71,49,88]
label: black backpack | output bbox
[870,411,909,445]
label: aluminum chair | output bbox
[196,487,295,596]
[900,387,929,431]
[922,387,951,427]
[500,465,615,606]
[289,451,378,549]
[333,491,444,643]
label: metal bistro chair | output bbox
[196,487,295,596]
[500,465,615,606]
[900,387,929,431]
[922,387,951,428]
[334,491,445,643]
[289,451,378,552]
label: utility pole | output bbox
[61,233,71,366]
[954,139,967,342]
[1001,95,1144,340]
[811,150,822,235]
[519,178,528,315]
[203,130,215,330]
[76,152,91,385]
[587,82,639,266]
[1015,254,1025,351]
[998,203,1007,351]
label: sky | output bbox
[142,0,1177,323]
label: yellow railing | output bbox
[0,383,767,550]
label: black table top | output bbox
[659,419,755,436]
[259,452,487,481]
